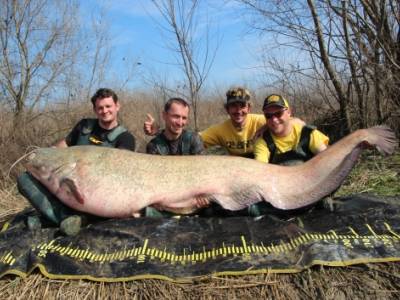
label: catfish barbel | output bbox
[23,126,398,218]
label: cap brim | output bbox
[263,103,286,110]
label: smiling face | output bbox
[264,105,292,136]
[163,101,189,140]
[93,96,120,129]
[226,102,251,128]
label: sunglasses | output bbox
[264,108,287,119]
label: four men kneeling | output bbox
[18,86,330,234]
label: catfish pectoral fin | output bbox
[59,178,85,205]
[211,187,264,211]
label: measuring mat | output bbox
[0,194,400,282]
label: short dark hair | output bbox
[164,97,190,112]
[90,88,118,107]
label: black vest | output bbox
[262,125,315,165]
[75,118,127,147]
[152,130,193,155]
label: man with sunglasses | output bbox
[254,94,329,165]
[249,94,330,217]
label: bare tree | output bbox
[239,0,400,135]
[84,11,111,101]
[0,0,81,127]
[307,0,351,132]
[150,0,218,130]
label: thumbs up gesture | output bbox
[143,113,159,136]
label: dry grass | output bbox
[0,178,27,216]
[0,264,399,299]
[0,101,399,299]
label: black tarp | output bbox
[1,194,400,282]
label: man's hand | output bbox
[253,124,267,141]
[149,195,210,215]
[315,143,328,153]
[292,117,306,126]
[144,113,159,136]
[132,211,142,218]
[195,195,210,209]
[53,139,68,148]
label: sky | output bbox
[79,0,266,92]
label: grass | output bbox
[336,151,400,196]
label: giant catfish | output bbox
[23,126,398,218]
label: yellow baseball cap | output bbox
[263,94,289,110]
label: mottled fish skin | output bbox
[23,126,398,218]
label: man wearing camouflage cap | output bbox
[198,87,265,157]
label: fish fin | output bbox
[212,186,264,211]
[365,126,398,155]
[210,195,244,210]
[59,178,85,204]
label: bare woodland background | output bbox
[1,0,399,173]
[0,1,399,298]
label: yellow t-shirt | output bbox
[200,114,266,157]
[254,123,329,162]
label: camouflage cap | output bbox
[263,94,289,110]
[226,87,251,105]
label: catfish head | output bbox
[23,147,79,196]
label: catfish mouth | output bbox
[23,152,42,177]
[23,150,56,182]
[23,150,78,197]
[25,158,52,182]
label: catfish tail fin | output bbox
[364,125,398,155]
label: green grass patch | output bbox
[336,150,400,196]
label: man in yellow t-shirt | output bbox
[249,94,329,217]
[254,94,329,165]
[199,87,265,157]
